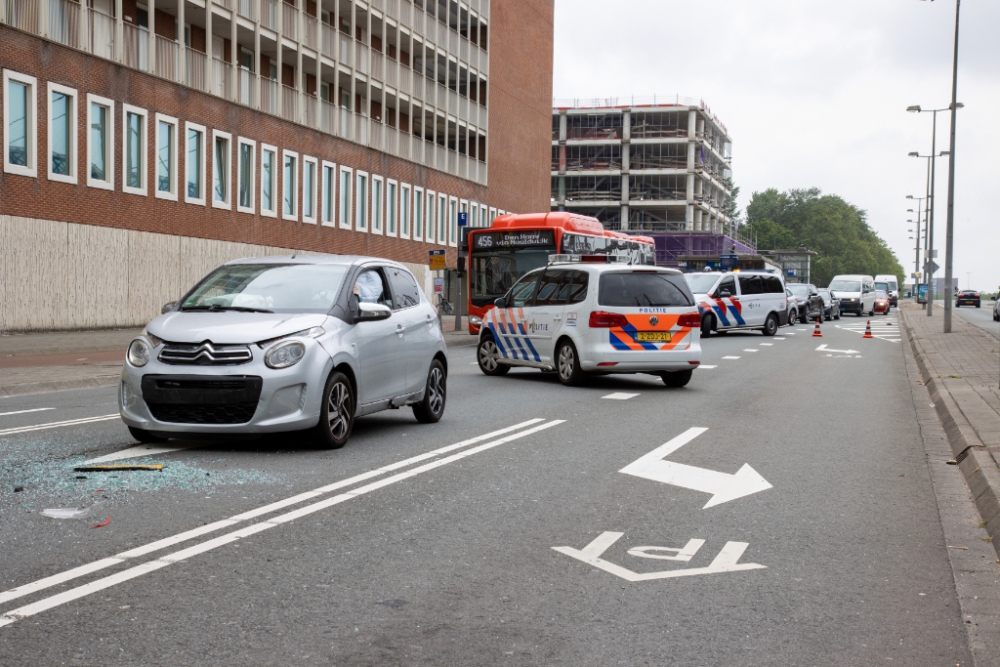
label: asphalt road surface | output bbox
[949,299,999,340]
[0,317,974,665]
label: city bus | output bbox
[466,212,656,334]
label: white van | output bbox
[684,270,788,337]
[829,274,876,317]
[874,274,899,306]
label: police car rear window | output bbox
[598,273,694,308]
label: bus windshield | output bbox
[470,249,552,305]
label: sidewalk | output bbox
[899,301,1000,556]
[0,317,477,397]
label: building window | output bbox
[400,183,411,239]
[185,122,206,204]
[372,176,383,234]
[155,113,178,200]
[261,144,277,217]
[212,130,232,209]
[489,207,497,223]
[356,170,368,231]
[122,104,147,195]
[453,198,464,247]
[282,150,298,220]
[339,166,353,229]
[480,204,487,228]
[237,137,255,213]
[469,201,478,229]
[3,70,37,177]
[86,94,114,190]
[426,190,436,244]
[438,193,448,245]
[387,180,398,237]
[303,156,317,224]
[321,161,336,227]
[48,82,78,183]
[413,186,424,241]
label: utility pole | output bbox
[943,0,962,332]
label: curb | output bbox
[899,306,1000,558]
[0,374,120,398]
[445,333,479,348]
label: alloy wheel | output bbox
[479,340,499,371]
[427,366,445,416]
[327,381,352,439]
[558,345,575,381]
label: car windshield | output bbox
[683,273,721,294]
[829,280,861,292]
[875,282,888,291]
[788,284,811,297]
[599,272,694,308]
[182,263,350,314]
[876,290,888,299]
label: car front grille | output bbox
[141,375,263,425]
[158,341,253,366]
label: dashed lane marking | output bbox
[743,349,758,353]
[0,414,119,437]
[760,343,774,347]
[602,393,639,400]
[722,356,741,360]
[0,408,56,418]
[82,444,201,465]
[699,365,717,369]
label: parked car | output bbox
[786,283,825,324]
[816,288,841,321]
[993,298,1000,322]
[120,256,448,449]
[830,274,876,317]
[874,289,891,315]
[684,270,788,337]
[956,290,981,308]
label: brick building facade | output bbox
[0,0,554,331]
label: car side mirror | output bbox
[810,291,818,297]
[356,302,392,322]
[161,301,177,314]
[494,297,507,309]
[718,290,731,298]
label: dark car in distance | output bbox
[787,283,825,324]
[816,288,841,321]
[956,290,981,308]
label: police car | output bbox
[476,256,702,387]
[683,270,789,337]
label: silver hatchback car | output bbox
[119,255,448,448]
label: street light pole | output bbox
[927,112,938,317]
[943,0,961,332]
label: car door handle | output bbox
[396,325,405,336]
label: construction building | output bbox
[0,0,554,331]
[551,96,754,266]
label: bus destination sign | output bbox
[472,230,556,250]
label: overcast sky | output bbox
[553,0,1000,290]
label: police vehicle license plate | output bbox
[636,332,671,342]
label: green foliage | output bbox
[722,177,741,224]
[745,188,905,288]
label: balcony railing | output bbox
[303,95,317,128]
[48,0,81,49]
[122,23,149,71]
[261,0,277,30]
[90,8,114,59]
[355,41,368,74]
[237,0,255,21]
[6,0,39,34]
[212,57,231,99]
[281,84,297,122]
[398,67,410,95]
[320,99,337,134]
[185,48,207,92]
[238,68,255,107]
[281,2,296,39]
[354,115,368,146]
[321,22,335,58]
[370,51,383,80]
[214,0,234,10]
[155,35,179,82]
[339,35,351,66]
[260,77,279,114]
[303,14,317,50]
[339,107,353,141]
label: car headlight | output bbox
[469,315,483,326]
[264,340,306,369]
[127,339,151,367]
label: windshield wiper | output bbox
[180,305,274,313]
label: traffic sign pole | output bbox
[455,212,468,332]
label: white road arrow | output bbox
[619,427,772,508]
[815,344,859,354]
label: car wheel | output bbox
[311,371,354,449]
[787,310,797,325]
[869,308,875,317]
[700,314,714,338]
[556,340,584,386]
[976,304,981,309]
[413,359,447,424]
[762,313,779,336]
[477,334,510,376]
[127,426,168,444]
[661,369,693,388]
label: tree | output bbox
[744,188,905,287]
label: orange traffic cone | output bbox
[812,318,822,337]
[863,320,874,339]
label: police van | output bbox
[476,256,702,388]
[682,270,789,337]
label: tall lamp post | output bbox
[906,135,948,315]
[906,196,926,291]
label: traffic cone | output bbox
[863,320,874,339]
[812,318,822,337]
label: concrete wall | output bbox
[0,215,431,332]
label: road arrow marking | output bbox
[553,532,765,582]
[619,427,772,508]
[815,344,859,354]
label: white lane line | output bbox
[0,408,56,418]
[796,328,807,331]
[602,393,639,400]
[0,414,119,437]
[743,349,758,353]
[774,337,786,340]
[722,356,740,360]
[82,444,201,465]
[785,333,796,336]
[698,365,717,369]
[0,419,565,628]
[0,418,547,607]
[760,343,773,347]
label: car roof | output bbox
[544,263,683,275]
[224,254,409,270]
